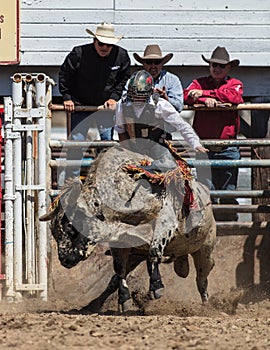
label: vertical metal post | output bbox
[25,75,34,286]
[45,81,53,196]
[3,97,15,301]
[13,113,23,300]
[11,74,24,300]
[12,74,23,106]
[36,73,48,300]
[12,73,24,299]
[35,74,46,107]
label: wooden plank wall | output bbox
[1,0,269,97]
[20,0,270,66]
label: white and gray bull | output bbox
[41,145,216,312]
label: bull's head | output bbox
[40,178,96,268]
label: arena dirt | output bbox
[0,238,270,349]
[0,293,270,349]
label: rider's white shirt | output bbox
[115,96,202,150]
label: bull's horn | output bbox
[39,211,54,221]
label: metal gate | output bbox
[2,73,54,301]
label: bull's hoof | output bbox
[149,278,164,300]
[149,287,164,300]
[201,292,209,304]
[118,298,133,313]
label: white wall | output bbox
[0,0,269,98]
[20,0,270,66]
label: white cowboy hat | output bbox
[86,22,123,45]
[133,44,173,65]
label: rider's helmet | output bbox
[127,70,154,103]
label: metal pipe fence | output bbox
[2,84,270,302]
[48,102,270,235]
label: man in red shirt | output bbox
[184,46,244,220]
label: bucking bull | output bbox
[40,144,216,312]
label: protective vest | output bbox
[122,103,168,144]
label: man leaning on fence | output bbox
[58,22,131,178]
[184,46,244,221]
[132,44,184,112]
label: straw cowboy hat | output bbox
[86,22,123,45]
[133,44,173,65]
[202,46,240,67]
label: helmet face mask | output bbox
[127,70,154,103]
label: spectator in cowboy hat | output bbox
[184,46,244,221]
[58,22,130,178]
[123,44,183,112]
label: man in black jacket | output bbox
[58,22,130,177]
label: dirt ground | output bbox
[1,236,270,350]
[0,291,270,350]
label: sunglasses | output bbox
[211,63,226,69]
[145,59,163,65]
[96,40,113,48]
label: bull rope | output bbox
[122,140,195,206]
